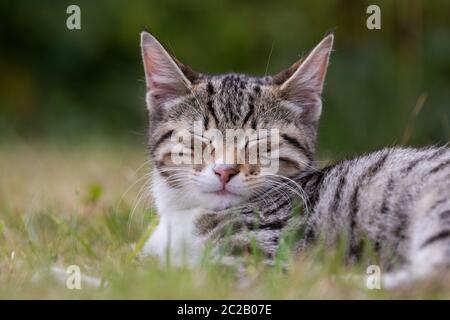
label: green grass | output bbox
[1,142,449,299]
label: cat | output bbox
[139,31,450,288]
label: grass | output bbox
[1,141,449,299]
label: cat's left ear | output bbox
[275,33,334,123]
[141,31,198,109]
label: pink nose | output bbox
[213,165,239,184]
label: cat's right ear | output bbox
[141,32,197,110]
[274,34,334,123]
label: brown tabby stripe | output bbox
[330,164,350,213]
[420,230,450,249]
[152,130,174,155]
[281,134,312,161]
[229,100,240,124]
[401,147,446,174]
[207,82,214,96]
[298,166,332,216]
[348,152,389,257]
[440,210,450,220]
[242,102,254,126]
[203,113,209,130]
[260,198,291,219]
[207,100,219,125]
[393,201,409,241]
[248,218,285,231]
[380,177,395,214]
[428,147,447,160]
[428,159,450,174]
[365,152,390,179]
[348,183,360,256]
[222,102,230,122]
[402,157,423,174]
[250,118,257,130]
[430,198,450,213]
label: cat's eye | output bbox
[245,137,269,150]
[191,132,211,143]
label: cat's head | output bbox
[141,31,333,211]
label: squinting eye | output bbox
[245,139,259,149]
[245,138,270,150]
[191,133,211,143]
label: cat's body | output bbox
[139,31,450,287]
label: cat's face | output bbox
[141,32,333,210]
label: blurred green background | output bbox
[1,0,449,157]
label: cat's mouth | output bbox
[212,189,237,196]
[205,188,240,197]
[201,187,246,210]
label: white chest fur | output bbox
[140,173,205,266]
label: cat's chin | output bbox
[197,192,246,211]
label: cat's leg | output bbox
[140,208,205,266]
[383,188,450,289]
[408,194,450,281]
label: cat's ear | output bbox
[141,31,198,109]
[275,33,334,123]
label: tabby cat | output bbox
[139,31,450,288]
